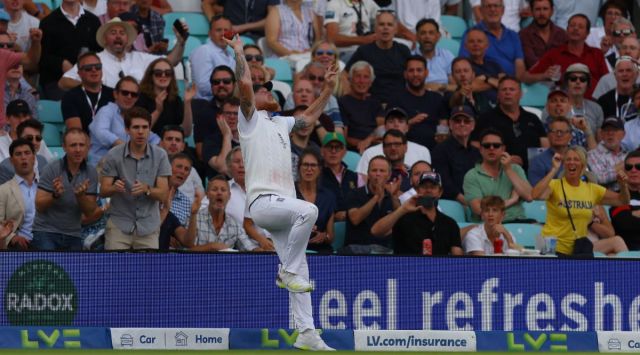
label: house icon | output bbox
[175,331,188,347]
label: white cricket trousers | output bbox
[250,194,318,331]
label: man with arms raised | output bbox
[226,34,337,351]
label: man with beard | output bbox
[192,65,235,167]
[413,18,454,86]
[519,0,568,69]
[389,55,448,150]
[226,33,336,350]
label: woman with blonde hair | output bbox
[137,58,196,137]
[298,40,348,96]
[532,146,630,256]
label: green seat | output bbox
[265,58,293,83]
[523,200,547,223]
[504,223,541,249]
[38,100,63,124]
[436,38,460,55]
[43,123,62,146]
[439,199,466,223]
[163,12,210,42]
[521,83,550,108]
[342,151,360,172]
[332,221,346,252]
[441,15,467,40]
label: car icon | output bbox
[608,338,621,350]
[120,334,134,347]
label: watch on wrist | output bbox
[145,186,151,196]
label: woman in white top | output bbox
[265,0,319,57]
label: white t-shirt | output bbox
[392,0,442,30]
[324,0,379,54]
[8,12,39,51]
[63,50,162,88]
[238,109,296,204]
[83,0,107,16]
[177,167,203,202]
[463,224,509,255]
[356,141,432,175]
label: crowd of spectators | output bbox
[1,0,640,258]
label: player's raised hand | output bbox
[223,33,243,53]
[324,64,339,90]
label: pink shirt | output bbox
[0,49,24,126]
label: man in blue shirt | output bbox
[458,0,525,79]
[413,18,454,86]
[528,116,572,185]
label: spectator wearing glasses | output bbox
[597,57,639,122]
[5,62,37,120]
[593,37,640,99]
[158,125,203,202]
[297,41,347,97]
[588,116,628,191]
[192,65,236,165]
[519,0,568,70]
[563,63,603,136]
[0,100,53,162]
[0,119,49,184]
[602,18,635,72]
[464,129,532,223]
[610,150,640,250]
[542,88,596,151]
[89,76,160,166]
[285,62,344,137]
[296,149,336,254]
[473,77,546,171]
[320,132,357,221]
[323,0,378,62]
[99,106,170,250]
[137,58,196,137]
[190,15,235,100]
[32,129,98,251]
[585,0,629,58]
[60,16,188,91]
[528,116,572,185]
[432,105,481,205]
[62,52,114,133]
[244,44,276,80]
[202,97,241,178]
[381,129,412,192]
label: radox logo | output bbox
[4,260,78,325]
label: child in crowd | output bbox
[463,196,520,255]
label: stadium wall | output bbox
[1,252,640,332]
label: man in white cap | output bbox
[58,16,188,90]
[564,63,604,135]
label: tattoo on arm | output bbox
[292,116,308,131]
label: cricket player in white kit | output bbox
[225,35,337,351]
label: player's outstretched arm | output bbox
[224,35,255,120]
[294,64,338,130]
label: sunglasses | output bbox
[308,74,324,82]
[614,29,635,37]
[315,50,335,56]
[22,135,42,142]
[625,163,640,171]
[481,142,503,149]
[80,63,102,72]
[118,89,139,98]
[568,75,588,83]
[211,78,233,85]
[245,54,263,62]
[0,42,14,49]
[301,162,319,169]
[153,69,173,78]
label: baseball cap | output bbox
[418,172,441,186]
[565,63,590,76]
[252,81,273,92]
[547,87,568,99]
[384,107,408,121]
[450,105,475,120]
[321,132,346,146]
[6,100,31,117]
[601,116,625,130]
[0,10,9,22]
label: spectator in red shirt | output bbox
[519,0,568,69]
[523,13,609,99]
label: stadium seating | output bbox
[615,251,640,258]
[523,200,547,223]
[522,106,543,120]
[49,146,65,159]
[441,15,468,40]
[439,199,466,223]
[520,83,550,108]
[594,251,608,258]
[167,0,201,12]
[342,151,360,172]
[163,12,210,42]
[37,100,63,124]
[332,221,346,252]
[168,35,203,60]
[270,80,292,99]
[436,38,460,55]
[33,0,55,9]
[265,58,293,83]
[240,36,255,45]
[504,223,541,249]
[43,123,62,147]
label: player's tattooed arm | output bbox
[292,116,309,131]
[225,34,254,119]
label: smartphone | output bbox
[417,196,435,209]
[173,19,189,39]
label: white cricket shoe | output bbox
[293,329,335,351]
[276,268,313,293]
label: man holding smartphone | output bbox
[370,172,463,256]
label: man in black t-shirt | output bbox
[62,52,114,133]
[611,151,640,250]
